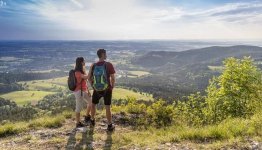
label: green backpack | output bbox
[92,62,109,91]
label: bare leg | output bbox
[76,112,80,123]
[86,104,91,116]
[91,103,96,120]
[105,105,112,124]
[86,96,92,116]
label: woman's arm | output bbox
[87,64,94,83]
[81,74,89,80]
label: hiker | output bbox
[88,49,116,131]
[70,57,92,128]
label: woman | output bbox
[74,57,92,128]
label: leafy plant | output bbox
[204,57,262,123]
[146,100,174,127]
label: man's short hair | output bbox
[97,49,106,58]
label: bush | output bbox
[127,97,147,114]
[204,57,262,124]
[173,57,262,126]
[36,92,76,115]
[249,111,262,136]
[0,98,38,122]
[175,92,206,126]
[146,100,174,127]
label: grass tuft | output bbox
[62,110,73,119]
[29,115,65,128]
[0,122,27,137]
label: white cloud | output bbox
[15,0,262,40]
[0,0,6,7]
[69,0,84,9]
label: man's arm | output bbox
[87,64,94,84]
[110,73,115,89]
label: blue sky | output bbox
[0,0,262,40]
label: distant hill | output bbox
[126,45,262,99]
[132,45,262,69]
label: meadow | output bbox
[0,76,153,106]
[0,91,56,105]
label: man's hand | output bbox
[110,73,115,90]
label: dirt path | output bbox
[0,119,119,150]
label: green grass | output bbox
[18,76,67,91]
[23,82,64,91]
[0,122,28,137]
[97,107,262,149]
[0,91,56,105]
[128,71,150,78]
[27,69,61,73]
[104,115,262,149]
[113,88,153,101]
[0,114,66,137]
[28,115,65,128]
[4,76,152,105]
[47,137,66,144]
[0,109,261,149]
[62,110,74,119]
[1,76,67,105]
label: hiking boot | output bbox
[90,119,95,127]
[84,115,91,123]
[107,123,115,131]
[76,122,85,128]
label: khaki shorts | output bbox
[74,90,91,113]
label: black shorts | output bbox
[92,89,112,105]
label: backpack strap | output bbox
[90,63,96,90]
[91,61,108,77]
[103,61,108,82]
[80,79,83,96]
[91,63,96,77]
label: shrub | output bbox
[249,111,262,136]
[127,97,147,114]
[175,92,206,126]
[36,92,75,114]
[0,98,38,122]
[204,57,262,124]
[146,100,174,127]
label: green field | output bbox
[1,76,68,105]
[2,76,152,105]
[113,88,153,100]
[127,70,150,78]
[0,91,56,105]
[26,69,61,73]
[18,76,67,91]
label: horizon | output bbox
[1,0,262,40]
[0,39,262,42]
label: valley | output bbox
[0,41,261,149]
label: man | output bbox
[88,49,115,131]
